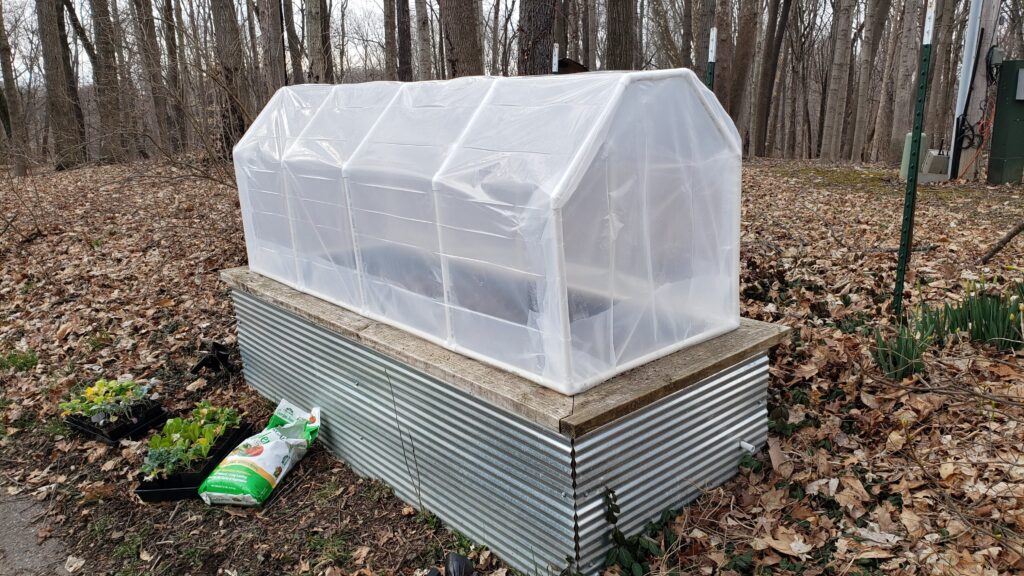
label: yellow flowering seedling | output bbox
[59,378,152,426]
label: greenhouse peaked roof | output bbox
[235,69,739,207]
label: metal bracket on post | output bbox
[893,0,935,319]
[706,27,717,90]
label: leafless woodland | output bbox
[0,0,1022,173]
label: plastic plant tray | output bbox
[64,401,168,445]
[134,422,254,503]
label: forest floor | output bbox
[0,160,1022,576]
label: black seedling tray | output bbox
[64,401,168,445]
[134,422,253,503]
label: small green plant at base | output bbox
[0,349,38,371]
[141,401,240,479]
[873,323,929,380]
[738,452,763,473]
[602,488,659,576]
[59,378,152,427]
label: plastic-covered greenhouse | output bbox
[234,69,741,395]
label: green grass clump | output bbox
[873,323,930,380]
[944,282,1023,351]
[873,281,1024,381]
[0,349,38,371]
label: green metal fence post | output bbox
[893,0,935,319]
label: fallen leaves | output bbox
[2,161,1023,575]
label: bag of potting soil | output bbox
[198,399,320,506]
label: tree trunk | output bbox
[442,0,484,76]
[850,0,892,162]
[82,0,124,162]
[751,0,792,157]
[680,0,693,68]
[553,0,566,59]
[518,0,553,74]
[691,0,714,80]
[606,0,635,69]
[306,0,335,82]
[110,0,145,158]
[162,0,185,151]
[727,0,758,123]
[398,0,414,80]
[489,0,499,72]
[283,0,304,83]
[821,0,853,161]
[887,0,917,164]
[871,5,900,161]
[258,0,288,95]
[650,0,682,67]
[586,0,596,68]
[211,0,249,157]
[713,0,733,107]
[0,0,26,175]
[131,0,172,152]
[415,0,432,78]
[36,0,86,168]
[385,0,398,79]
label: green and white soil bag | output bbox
[199,400,320,506]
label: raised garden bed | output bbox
[134,422,253,502]
[64,399,168,445]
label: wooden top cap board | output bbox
[221,267,790,438]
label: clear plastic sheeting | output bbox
[233,69,741,395]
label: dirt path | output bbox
[0,496,70,576]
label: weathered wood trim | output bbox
[221,267,789,437]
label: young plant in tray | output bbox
[60,378,153,427]
[141,402,241,480]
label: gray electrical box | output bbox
[1017,69,1023,101]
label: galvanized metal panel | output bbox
[231,288,769,576]
[572,355,769,572]
[232,291,576,575]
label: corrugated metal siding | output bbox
[231,288,769,576]
[232,291,576,574]
[572,355,769,572]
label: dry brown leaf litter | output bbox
[0,159,1022,575]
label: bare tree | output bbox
[584,0,596,68]
[692,0,714,80]
[441,0,484,76]
[821,0,854,161]
[398,0,414,79]
[888,0,917,163]
[162,0,185,150]
[37,0,86,168]
[713,0,734,108]
[0,0,26,175]
[751,0,793,156]
[211,0,250,156]
[258,0,288,95]
[306,0,335,82]
[727,0,758,124]
[385,0,398,79]
[606,0,635,69]
[519,0,553,74]
[283,0,304,82]
[850,0,893,162]
[416,0,433,78]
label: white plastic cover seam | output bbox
[550,75,630,209]
[341,84,406,310]
[639,119,658,345]
[551,207,573,383]
[431,77,501,345]
[685,72,742,156]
